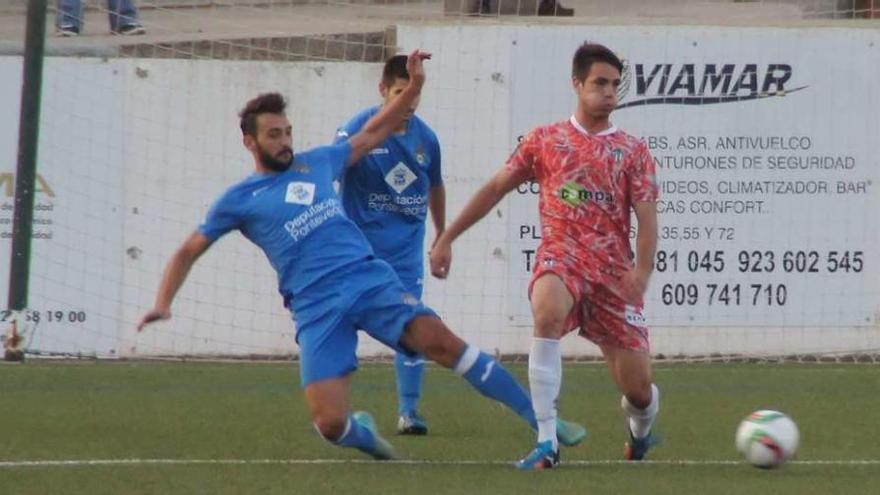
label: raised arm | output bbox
[137,232,213,331]
[430,166,528,278]
[346,50,431,165]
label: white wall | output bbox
[1,23,878,358]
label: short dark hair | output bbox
[239,92,287,137]
[572,43,623,82]
[382,55,409,86]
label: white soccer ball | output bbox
[735,410,799,468]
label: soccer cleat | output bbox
[624,430,661,461]
[352,411,397,460]
[397,413,428,435]
[515,440,560,471]
[556,418,587,447]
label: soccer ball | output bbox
[735,410,799,468]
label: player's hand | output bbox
[137,308,171,332]
[619,268,650,305]
[406,49,431,90]
[430,239,452,279]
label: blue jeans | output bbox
[56,0,141,32]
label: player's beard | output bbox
[258,144,293,172]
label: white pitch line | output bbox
[1,458,879,468]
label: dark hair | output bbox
[572,43,623,82]
[382,55,409,87]
[239,92,287,137]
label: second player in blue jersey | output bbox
[336,55,444,435]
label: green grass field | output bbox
[2,361,878,494]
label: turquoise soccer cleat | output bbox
[352,411,397,460]
[515,440,560,471]
[556,418,587,447]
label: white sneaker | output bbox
[114,24,146,36]
[56,25,79,37]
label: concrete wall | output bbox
[1,23,877,359]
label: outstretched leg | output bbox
[399,316,538,428]
[349,259,585,460]
[398,315,586,453]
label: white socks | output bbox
[621,383,660,439]
[528,337,562,450]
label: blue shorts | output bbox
[292,258,437,387]
[398,277,423,300]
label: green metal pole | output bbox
[8,0,48,311]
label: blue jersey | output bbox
[198,142,375,306]
[335,106,442,285]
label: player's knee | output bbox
[313,413,348,441]
[404,318,462,368]
[420,333,460,367]
[624,382,653,409]
[532,310,566,338]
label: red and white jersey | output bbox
[506,116,658,290]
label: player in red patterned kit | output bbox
[431,42,660,470]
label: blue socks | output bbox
[333,415,376,453]
[395,352,425,416]
[454,345,538,430]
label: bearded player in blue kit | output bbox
[335,54,444,435]
[137,51,585,462]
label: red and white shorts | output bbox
[528,256,650,353]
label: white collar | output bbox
[569,115,617,137]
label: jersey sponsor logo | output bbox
[285,181,316,205]
[368,147,390,155]
[283,198,343,242]
[366,192,428,216]
[385,162,418,194]
[557,181,614,207]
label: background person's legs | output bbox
[107,0,144,34]
[56,0,84,34]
